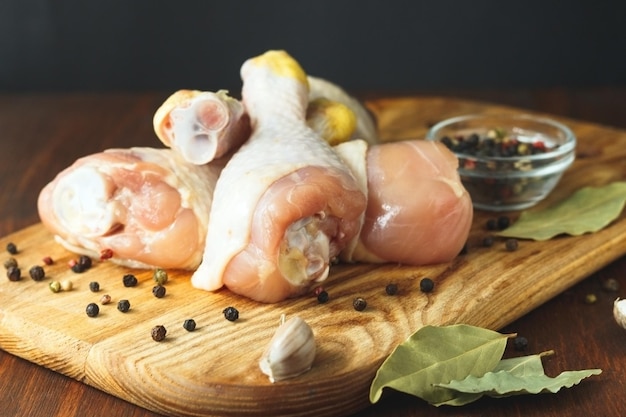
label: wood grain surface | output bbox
[0,88,626,417]
[1,91,626,417]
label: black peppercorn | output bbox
[6,242,17,255]
[122,274,138,287]
[505,238,519,251]
[152,285,166,298]
[78,255,92,270]
[117,299,131,313]
[513,336,528,351]
[223,306,239,321]
[6,266,21,281]
[353,297,367,311]
[3,257,17,269]
[482,236,495,247]
[71,262,86,273]
[497,216,510,230]
[486,218,498,230]
[85,303,100,318]
[317,290,329,303]
[420,277,435,293]
[183,319,197,332]
[385,283,398,296]
[89,281,100,292]
[151,325,167,341]
[28,265,45,281]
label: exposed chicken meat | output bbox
[190,50,367,303]
[37,148,220,269]
[153,90,251,165]
[338,140,473,265]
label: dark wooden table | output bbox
[1,89,626,417]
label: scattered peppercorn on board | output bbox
[2,98,626,417]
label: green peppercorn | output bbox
[117,299,131,313]
[420,277,435,293]
[584,293,597,304]
[353,297,367,311]
[385,283,398,296]
[78,255,92,270]
[85,303,100,318]
[29,265,45,281]
[6,242,17,255]
[122,274,138,287]
[6,266,21,281]
[505,238,519,251]
[152,285,166,298]
[223,306,239,321]
[513,336,528,351]
[151,325,167,342]
[183,319,197,332]
[317,290,329,303]
[89,281,100,292]
[4,257,17,270]
[153,268,168,286]
[49,281,61,293]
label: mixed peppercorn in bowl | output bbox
[427,113,576,211]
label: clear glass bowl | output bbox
[426,113,576,212]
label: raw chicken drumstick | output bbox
[336,139,473,265]
[153,90,251,165]
[190,50,367,303]
[37,148,221,269]
[152,78,377,165]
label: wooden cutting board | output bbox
[2,98,626,417]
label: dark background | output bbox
[1,0,625,95]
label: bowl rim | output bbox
[425,113,577,163]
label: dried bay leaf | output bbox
[433,351,550,406]
[438,368,601,397]
[369,324,508,405]
[496,182,626,241]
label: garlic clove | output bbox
[259,315,316,383]
[614,298,626,329]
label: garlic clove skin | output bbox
[614,298,626,329]
[259,316,316,383]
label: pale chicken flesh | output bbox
[341,140,473,265]
[190,50,367,303]
[37,148,220,269]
